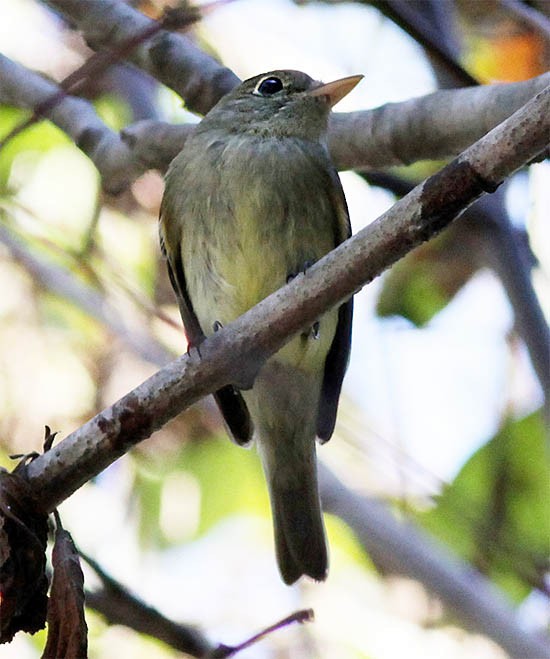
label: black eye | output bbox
[255,77,284,96]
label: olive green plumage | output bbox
[160,69,359,584]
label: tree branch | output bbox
[22,82,549,508]
[367,0,478,86]
[499,0,550,41]
[360,173,550,411]
[81,553,213,657]
[0,54,140,195]
[328,72,550,169]
[319,465,550,659]
[44,0,240,116]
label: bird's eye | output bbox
[255,77,284,96]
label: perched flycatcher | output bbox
[160,70,361,584]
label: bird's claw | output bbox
[287,259,315,283]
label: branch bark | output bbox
[6,13,549,654]
[328,72,550,169]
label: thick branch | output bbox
[23,83,550,509]
[329,72,550,169]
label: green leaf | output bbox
[420,411,549,602]
[93,94,133,132]
[376,228,477,326]
[131,435,268,547]
[180,435,268,535]
[0,106,70,191]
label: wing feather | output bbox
[160,208,253,445]
[316,168,353,442]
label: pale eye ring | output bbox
[253,76,284,96]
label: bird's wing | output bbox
[159,205,253,446]
[316,168,353,442]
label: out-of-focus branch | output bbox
[22,83,550,509]
[319,465,550,659]
[354,0,550,409]
[84,548,313,658]
[499,0,550,41]
[0,224,172,367]
[81,553,213,657]
[44,0,240,116]
[0,4,208,152]
[0,54,140,194]
[469,189,550,404]
[361,174,550,408]
[368,0,478,86]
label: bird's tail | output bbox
[259,435,328,585]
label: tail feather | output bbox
[248,360,329,584]
[270,473,328,584]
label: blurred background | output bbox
[0,0,549,657]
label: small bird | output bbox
[160,70,361,584]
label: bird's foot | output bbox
[286,259,315,283]
[186,341,202,362]
[311,320,320,340]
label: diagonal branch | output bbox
[499,0,550,40]
[23,82,549,510]
[319,465,550,659]
[44,0,240,115]
[367,0,478,86]
[0,53,141,194]
[81,552,213,657]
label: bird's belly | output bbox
[186,220,337,373]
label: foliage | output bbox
[421,411,549,602]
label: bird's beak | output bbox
[308,74,364,108]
